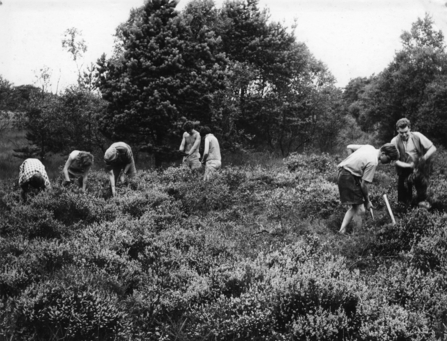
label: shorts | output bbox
[110,160,136,183]
[183,155,202,170]
[204,160,221,181]
[338,168,364,205]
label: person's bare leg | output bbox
[339,204,364,234]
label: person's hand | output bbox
[365,200,374,211]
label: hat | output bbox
[104,146,117,163]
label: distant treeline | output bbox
[0,0,446,165]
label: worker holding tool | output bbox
[337,143,399,235]
[391,118,436,207]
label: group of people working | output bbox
[18,116,434,233]
[18,122,222,201]
[337,118,437,234]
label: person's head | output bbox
[201,126,211,136]
[379,143,399,164]
[28,173,45,190]
[77,151,94,169]
[396,118,411,141]
[183,121,194,134]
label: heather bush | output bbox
[14,276,130,341]
[2,153,447,340]
[285,152,336,174]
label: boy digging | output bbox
[337,143,399,234]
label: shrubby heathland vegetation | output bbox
[2,0,447,339]
[2,153,447,340]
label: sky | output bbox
[0,0,446,91]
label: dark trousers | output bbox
[398,168,428,205]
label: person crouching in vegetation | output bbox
[201,126,221,181]
[391,118,436,207]
[62,151,94,192]
[179,121,202,171]
[104,142,136,197]
[337,143,399,234]
[19,158,52,202]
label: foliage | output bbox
[13,85,107,159]
[344,15,447,146]
[2,152,447,340]
[96,0,228,166]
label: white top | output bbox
[204,134,221,161]
[338,145,379,183]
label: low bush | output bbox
[1,154,447,340]
[14,278,130,341]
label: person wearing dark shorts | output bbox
[337,143,399,234]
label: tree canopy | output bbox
[344,14,447,146]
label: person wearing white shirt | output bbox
[62,150,94,192]
[337,143,399,234]
[200,126,221,181]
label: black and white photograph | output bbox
[1,0,447,339]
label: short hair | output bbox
[201,126,211,136]
[380,143,399,161]
[183,121,194,132]
[396,118,411,130]
[78,151,94,169]
[28,173,45,189]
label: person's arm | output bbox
[347,144,363,154]
[63,154,74,182]
[41,171,52,190]
[187,132,201,156]
[360,180,373,210]
[179,133,186,152]
[108,170,116,196]
[121,163,132,182]
[82,173,88,192]
[422,144,436,162]
[395,160,414,169]
[395,152,415,169]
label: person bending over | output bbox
[104,142,136,197]
[337,143,399,234]
[201,126,221,181]
[19,158,52,202]
[62,150,94,192]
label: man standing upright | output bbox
[391,118,436,206]
[201,126,221,181]
[179,121,202,171]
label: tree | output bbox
[206,0,340,154]
[0,76,18,134]
[359,14,447,143]
[62,27,97,91]
[96,0,228,166]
